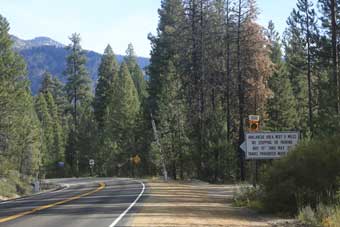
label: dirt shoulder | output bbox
[127,180,298,227]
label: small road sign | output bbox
[248,115,260,121]
[57,162,65,168]
[133,155,141,165]
[89,159,95,166]
[248,115,260,132]
[241,131,299,160]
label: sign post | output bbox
[89,159,95,177]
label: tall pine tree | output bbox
[106,62,140,176]
[124,43,147,100]
[94,44,119,128]
[64,33,91,176]
[266,21,297,131]
[0,14,41,180]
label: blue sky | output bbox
[2,0,298,57]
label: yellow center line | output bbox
[0,182,106,223]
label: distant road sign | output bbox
[89,159,95,166]
[133,155,141,165]
[248,115,260,132]
[241,131,299,160]
[248,115,260,121]
[57,162,65,168]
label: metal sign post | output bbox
[89,159,95,177]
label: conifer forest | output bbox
[2,1,340,220]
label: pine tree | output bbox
[287,0,318,136]
[110,62,140,131]
[124,43,147,100]
[45,93,64,167]
[94,44,119,127]
[35,94,54,176]
[106,62,140,175]
[224,0,234,142]
[235,0,248,181]
[40,71,55,94]
[156,61,188,180]
[64,33,91,176]
[318,0,340,114]
[15,91,41,177]
[148,0,188,178]
[148,0,186,112]
[266,21,297,131]
[0,14,41,179]
[266,20,282,64]
[267,66,298,130]
[313,0,340,136]
[76,101,97,175]
[285,0,318,136]
[234,0,273,180]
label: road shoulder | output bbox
[128,180,296,227]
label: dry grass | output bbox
[127,180,292,227]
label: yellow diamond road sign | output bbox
[133,155,141,165]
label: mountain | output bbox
[11,35,65,50]
[11,35,150,94]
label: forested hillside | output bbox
[11,36,150,94]
[1,1,340,219]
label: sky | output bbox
[2,0,298,58]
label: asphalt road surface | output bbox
[0,178,145,227]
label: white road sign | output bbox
[89,159,95,166]
[242,131,299,160]
[248,115,260,121]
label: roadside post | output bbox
[89,159,95,177]
[57,161,65,177]
[247,115,260,187]
[33,179,40,193]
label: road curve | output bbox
[0,178,145,227]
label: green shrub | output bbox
[298,206,319,226]
[261,136,340,214]
[0,170,33,198]
[326,206,340,227]
[0,178,17,198]
[298,204,340,227]
[233,184,264,210]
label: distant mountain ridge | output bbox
[11,35,65,50]
[10,35,150,94]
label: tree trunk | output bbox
[306,0,313,136]
[237,0,245,181]
[225,0,231,142]
[331,0,339,114]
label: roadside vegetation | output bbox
[0,171,33,199]
[1,1,340,219]
[233,135,340,227]
[231,0,340,224]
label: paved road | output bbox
[0,178,145,227]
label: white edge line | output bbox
[109,180,145,227]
